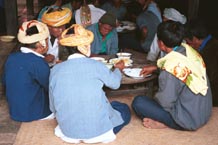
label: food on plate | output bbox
[109,58,133,66]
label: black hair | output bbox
[46,6,63,14]
[23,43,38,49]
[26,26,39,36]
[185,18,208,40]
[157,20,185,48]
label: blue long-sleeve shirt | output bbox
[2,51,51,122]
[49,54,123,139]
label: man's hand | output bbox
[114,60,125,71]
[140,65,157,76]
[44,54,55,63]
[141,26,148,41]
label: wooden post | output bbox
[38,0,44,10]
[188,0,199,21]
[26,0,34,20]
[4,0,18,36]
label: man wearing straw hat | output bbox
[2,20,52,122]
[41,6,72,66]
[49,24,131,143]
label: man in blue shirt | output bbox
[49,24,130,143]
[2,20,52,122]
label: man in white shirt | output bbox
[41,6,72,66]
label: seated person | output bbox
[132,21,212,130]
[118,0,161,52]
[185,18,218,106]
[75,0,106,27]
[41,6,72,66]
[2,20,52,122]
[87,12,119,55]
[49,24,131,143]
[135,0,161,52]
[37,0,81,25]
[147,8,187,62]
[101,0,127,21]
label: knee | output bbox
[111,101,131,124]
[132,95,146,110]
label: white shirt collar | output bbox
[67,53,86,60]
[20,47,45,58]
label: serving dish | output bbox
[90,57,107,63]
[0,35,15,42]
[116,52,132,58]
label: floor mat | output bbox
[14,95,218,145]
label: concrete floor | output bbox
[0,93,21,145]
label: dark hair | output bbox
[23,42,38,49]
[157,20,185,48]
[185,19,208,40]
[26,26,39,36]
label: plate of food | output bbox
[123,68,152,79]
[109,58,133,67]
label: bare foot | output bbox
[142,118,167,129]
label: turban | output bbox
[59,24,94,56]
[18,20,49,44]
[163,8,187,24]
[41,7,72,27]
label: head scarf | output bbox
[59,24,94,56]
[163,8,187,24]
[41,7,72,27]
[80,4,91,27]
[18,20,49,44]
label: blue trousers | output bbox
[132,96,184,130]
[111,101,131,134]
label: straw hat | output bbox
[18,20,49,44]
[41,7,72,27]
[59,24,94,56]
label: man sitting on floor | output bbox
[132,21,212,130]
[49,24,131,143]
[2,20,52,122]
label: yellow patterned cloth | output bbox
[157,43,208,96]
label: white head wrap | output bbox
[18,20,49,44]
[163,8,187,24]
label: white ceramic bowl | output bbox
[116,52,132,59]
[0,35,15,42]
